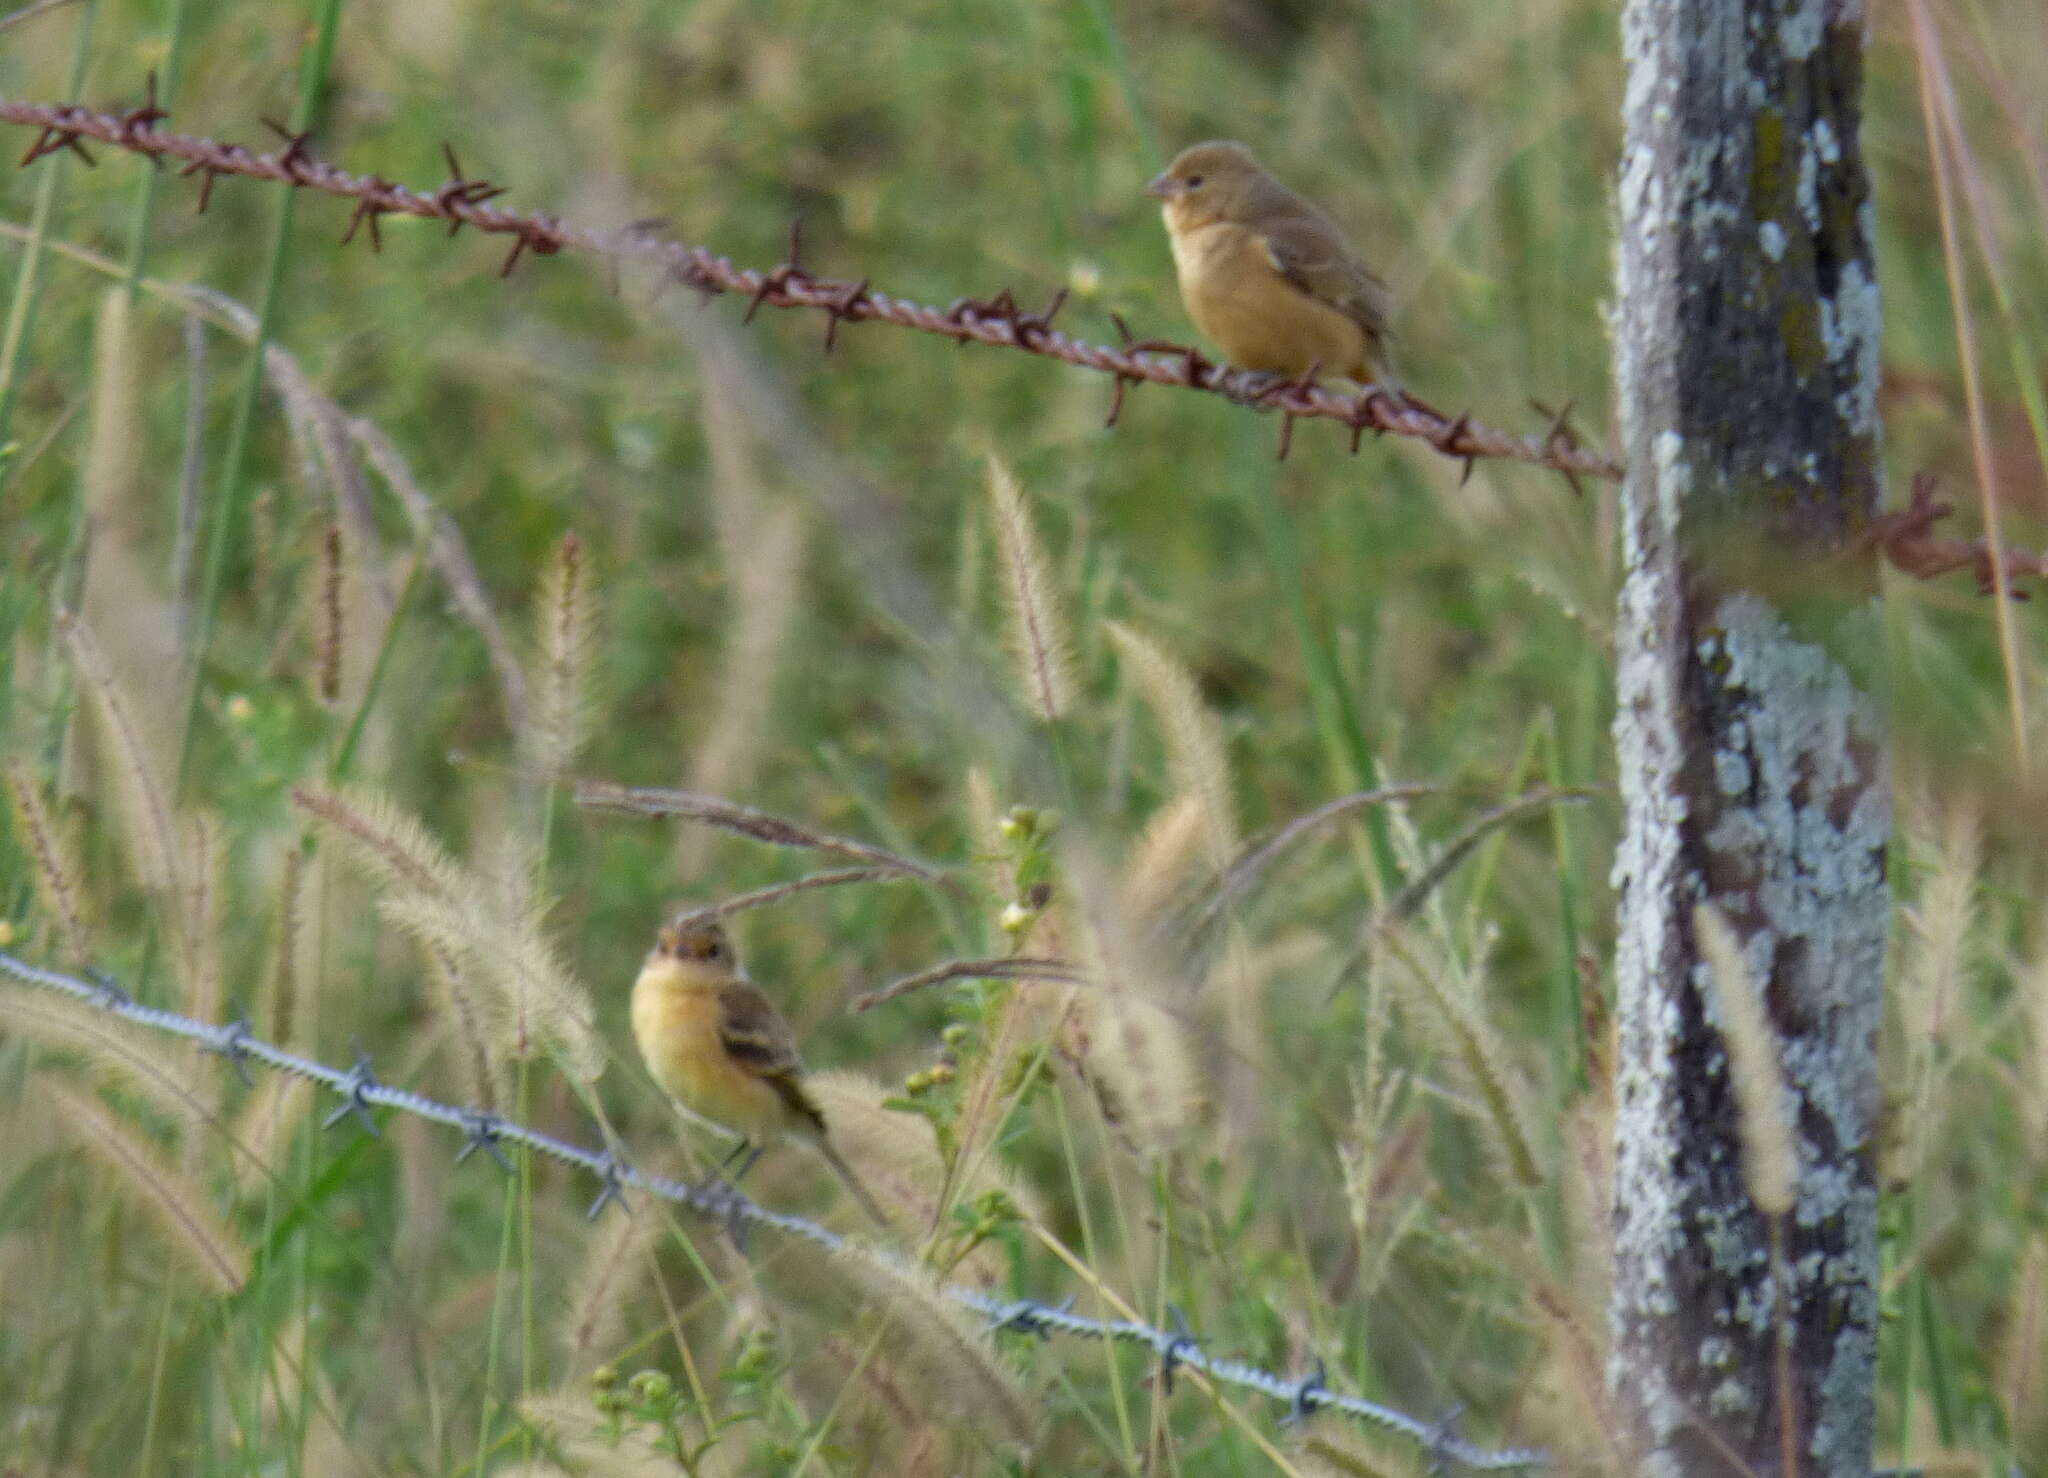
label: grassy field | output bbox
[1,0,2046,1473]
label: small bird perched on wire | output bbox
[632,915,887,1228]
[1148,140,1401,392]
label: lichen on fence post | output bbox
[1610,2,1885,1473]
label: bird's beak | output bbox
[1145,171,1178,200]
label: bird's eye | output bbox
[1186,174,1204,188]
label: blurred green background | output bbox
[1,0,2045,1473]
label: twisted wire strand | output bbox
[0,947,1547,1472]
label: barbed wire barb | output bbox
[0,946,1548,1472]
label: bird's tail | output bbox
[814,1138,890,1231]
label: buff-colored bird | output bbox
[631,916,886,1227]
[1148,140,1400,389]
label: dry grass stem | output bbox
[180,813,225,1030]
[848,956,1082,1014]
[575,778,945,880]
[316,521,344,705]
[1186,784,1437,939]
[663,868,906,934]
[1383,787,1591,922]
[1998,1233,2046,1443]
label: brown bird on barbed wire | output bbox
[1148,140,1402,394]
[630,916,887,1228]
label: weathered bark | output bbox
[1609,3,1886,1474]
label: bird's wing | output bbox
[1256,212,1392,341]
[717,982,827,1132]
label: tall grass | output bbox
[0,0,2043,1472]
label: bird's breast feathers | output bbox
[1169,220,1371,379]
[632,960,793,1139]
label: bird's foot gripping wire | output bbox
[1217,367,1293,407]
[696,1140,764,1251]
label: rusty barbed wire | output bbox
[5,92,2036,601]
[0,88,1620,483]
[1868,470,2048,597]
[0,945,1548,1472]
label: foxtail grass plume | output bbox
[1105,621,1236,865]
[1063,853,1201,1154]
[987,456,1074,723]
[378,836,604,1084]
[3,757,92,964]
[1692,902,1797,1216]
[1383,928,1542,1189]
[519,1391,680,1477]
[1903,799,1979,1048]
[290,781,474,910]
[292,783,605,1085]
[829,1242,1039,1456]
[807,1068,1042,1279]
[557,1197,660,1377]
[1998,1232,2047,1443]
[1529,1281,1633,1471]
[46,1075,248,1294]
[1118,792,1209,926]
[63,616,183,902]
[529,530,598,777]
[1,987,210,1130]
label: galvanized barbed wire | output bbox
[0,946,1548,1472]
[0,88,1620,485]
